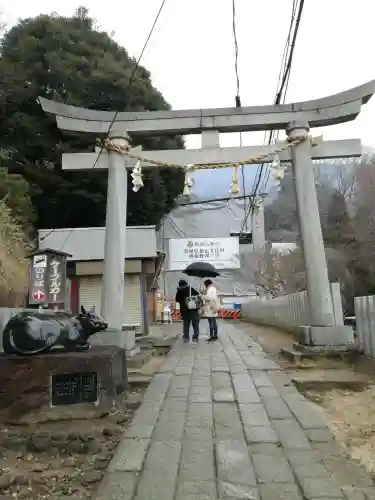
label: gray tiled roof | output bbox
[38,226,157,261]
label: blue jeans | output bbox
[208,317,218,339]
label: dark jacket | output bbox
[175,283,199,318]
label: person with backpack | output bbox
[202,279,220,341]
[175,279,202,343]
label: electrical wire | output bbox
[239,0,305,235]
[258,0,298,194]
[240,2,300,234]
[232,0,240,109]
[40,0,167,247]
[178,192,269,207]
[275,0,303,107]
[265,0,298,145]
[91,0,167,170]
[260,0,302,194]
[232,0,248,222]
[39,227,57,242]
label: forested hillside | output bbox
[0,7,184,231]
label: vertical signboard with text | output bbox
[48,253,67,305]
[28,250,70,307]
[29,254,48,305]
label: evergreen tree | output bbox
[0,9,184,229]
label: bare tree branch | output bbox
[242,249,306,298]
[353,156,375,276]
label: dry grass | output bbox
[310,385,375,475]
[0,200,30,306]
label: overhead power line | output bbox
[40,0,167,248]
[178,192,270,207]
[91,0,167,170]
[231,0,248,224]
[232,0,241,108]
[275,0,303,106]
[260,0,299,193]
[240,0,305,235]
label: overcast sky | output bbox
[2,0,375,151]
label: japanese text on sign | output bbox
[51,372,98,406]
[183,240,225,260]
[35,267,46,288]
[29,255,48,304]
[168,237,240,271]
[49,258,61,302]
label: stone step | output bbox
[136,335,178,348]
[292,369,370,392]
[126,349,155,370]
[280,345,358,365]
[128,374,153,386]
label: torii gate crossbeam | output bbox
[39,79,375,135]
[61,138,362,171]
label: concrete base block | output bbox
[0,346,127,421]
[281,345,357,364]
[90,328,137,352]
[127,350,154,369]
[123,329,136,352]
[125,346,140,358]
[297,325,355,347]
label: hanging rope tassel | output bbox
[230,165,240,195]
[271,153,284,183]
[131,160,144,192]
[182,169,191,196]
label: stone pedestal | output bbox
[0,346,127,421]
[89,328,140,357]
[297,325,355,351]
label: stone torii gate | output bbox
[39,79,375,347]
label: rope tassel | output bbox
[182,171,191,196]
[271,153,284,183]
[229,165,240,195]
[131,160,144,192]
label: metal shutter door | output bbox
[123,274,142,327]
[80,275,142,328]
[79,276,102,314]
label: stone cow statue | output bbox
[2,306,108,356]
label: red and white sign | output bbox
[32,289,45,302]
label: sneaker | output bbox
[206,336,215,342]
[192,337,199,343]
[183,338,189,343]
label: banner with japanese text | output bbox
[168,237,240,271]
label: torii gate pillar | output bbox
[287,121,335,326]
[101,129,128,331]
[287,120,352,347]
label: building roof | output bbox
[38,226,158,261]
[27,248,72,258]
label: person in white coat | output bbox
[202,279,220,341]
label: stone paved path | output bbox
[96,323,375,500]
